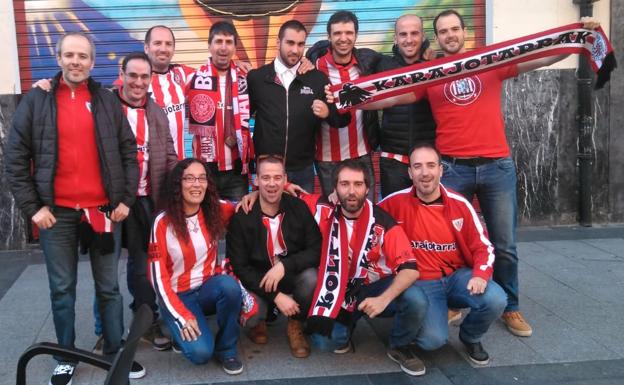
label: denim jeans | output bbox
[315,154,376,201]
[441,157,519,312]
[310,277,428,350]
[413,268,507,350]
[160,275,241,364]
[379,157,412,198]
[39,207,123,362]
[286,163,315,193]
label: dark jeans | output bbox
[246,267,317,327]
[441,157,519,312]
[286,164,315,194]
[208,159,249,201]
[315,154,375,200]
[310,277,429,350]
[39,207,123,362]
[379,157,412,198]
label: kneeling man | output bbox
[379,142,507,365]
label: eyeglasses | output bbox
[182,175,208,184]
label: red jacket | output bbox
[379,184,495,281]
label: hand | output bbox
[285,182,307,196]
[180,318,201,342]
[358,296,391,318]
[236,60,253,74]
[324,84,335,104]
[109,202,130,222]
[274,292,300,317]
[298,57,315,74]
[422,47,435,61]
[312,99,329,118]
[236,191,258,214]
[467,277,488,295]
[328,190,339,205]
[580,16,600,30]
[32,78,52,91]
[32,206,56,229]
[260,262,285,292]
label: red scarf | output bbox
[188,61,251,173]
[331,23,615,112]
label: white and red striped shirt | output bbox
[149,64,195,159]
[380,151,409,165]
[148,203,235,327]
[122,104,150,196]
[261,213,287,265]
[315,51,370,162]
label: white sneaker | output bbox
[49,364,75,385]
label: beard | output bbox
[338,193,366,215]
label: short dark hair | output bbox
[121,51,151,72]
[209,21,238,45]
[256,154,285,175]
[144,25,175,45]
[408,141,441,164]
[327,10,359,35]
[278,20,308,40]
[433,9,465,35]
[332,159,370,188]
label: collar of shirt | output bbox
[274,58,300,86]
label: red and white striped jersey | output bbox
[122,104,150,196]
[315,52,370,162]
[149,64,195,159]
[148,202,235,326]
[380,151,409,165]
[261,213,287,265]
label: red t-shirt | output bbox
[419,65,518,158]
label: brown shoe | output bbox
[501,311,533,337]
[248,321,268,344]
[448,309,462,325]
[287,319,310,358]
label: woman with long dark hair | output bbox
[148,158,243,374]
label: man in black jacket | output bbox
[227,155,321,359]
[247,20,348,192]
[5,32,139,385]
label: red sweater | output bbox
[54,78,107,209]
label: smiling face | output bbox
[329,21,357,63]
[434,14,467,56]
[335,167,368,217]
[256,159,286,209]
[408,147,443,202]
[181,162,208,214]
[144,27,175,72]
[120,58,151,106]
[394,15,424,64]
[209,32,236,71]
[57,35,95,88]
[277,27,306,68]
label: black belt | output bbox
[441,155,502,167]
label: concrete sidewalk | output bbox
[1,226,623,385]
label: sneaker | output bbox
[387,345,426,376]
[49,364,75,385]
[333,339,353,354]
[141,323,172,351]
[459,335,490,365]
[286,319,310,358]
[129,361,146,379]
[172,341,182,354]
[448,309,462,325]
[92,335,104,355]
[248,321,268,344]
[220,356,244,375]
[501,311,533,337]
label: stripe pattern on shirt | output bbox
[262,213,287,266]
[122,105,150,196]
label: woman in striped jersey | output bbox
[148,158,244,374]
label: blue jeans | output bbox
[310,277,428,350]
[379,157,411,198]
[39,207,123,362]
[160,275,241,364]
[441,157,519,312]
[286,164,315,193]
[413,268,507,350]
[315,154,375,201]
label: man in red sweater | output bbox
[379,142,507,365]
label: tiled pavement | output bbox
[1,225,623,385]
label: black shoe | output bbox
[220,356,244,375]
[172,341,182,354]
[333,339,354,354]
[459,335,490,365]
[386,345,426,376]
[49,364,75,385]
[141,323,171,351]
[129,361,146,379]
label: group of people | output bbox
[5,7,601,385]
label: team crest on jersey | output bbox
[444,76,482,106]
[370,224,384,248]
[190,94,216,123]
[452,218,464,231]
[173,72,181,84]
[238,76,248,93]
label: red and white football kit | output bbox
[121,103,150,196]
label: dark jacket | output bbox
[226,193,322,302]
[114,89,178,209]
[306,41,381,149]
[5,72,138,219]
[375,46,436,154]
[247,61,349,171]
